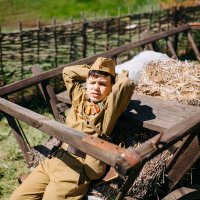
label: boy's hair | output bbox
[88,70,115,84]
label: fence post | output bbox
[0,26,3,78]
[127,7,132,43]
[158,8,162,31]
[149,9,153,30]
[82,18,88,58]
[19,22,24,79]
[69,18,77,62]
[52,18,58,68]
[37,19,41,63]
[187,31,200,61]
[93,13,97,55]
[166,5,170,30]
[117,7,121,46]
[138,13,141,40]
[105,11,110,48]
[4,112,31,166]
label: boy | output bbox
[10,57,134,200]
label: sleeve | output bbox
[102,71,135,135]
[62,65,90,100]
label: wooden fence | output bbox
[0,5,200,85]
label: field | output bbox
[0,0,161,30]
[0,92,53,199]
[0,117,48,199]
[0,101,51,200]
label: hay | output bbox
[26,137,59,168]
[136,59,200,106]
[88,150,171,200]
[126,150,171,199]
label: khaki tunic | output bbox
[62,65,135,181]
[63,65,134,137]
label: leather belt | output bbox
[61,143,86,158]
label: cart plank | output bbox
[56,91,199,132]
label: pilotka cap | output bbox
[90,57,116,77]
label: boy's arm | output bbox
[62,65,90,100]
[102,71,135,135]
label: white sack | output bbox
[116,50,170,83]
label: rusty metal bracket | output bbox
[151,132,164,150]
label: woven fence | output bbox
[0,5,200,85]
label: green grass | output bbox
[0,113,50,200]
[0,0,162,30]
[0,93,53,199]
[0,118,27,199]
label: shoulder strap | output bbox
[86,120,102,135]
[86,120,111,141]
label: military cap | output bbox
[90,57,116,77]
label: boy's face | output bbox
[86,75,112,103]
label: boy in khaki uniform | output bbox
[10,57,135,200]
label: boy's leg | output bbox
[10,150,90,200]
[42,151,90,200]
[9,159,50,200]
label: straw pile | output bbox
[26,137,59,168]
[125,150,170,199]
[135,59,200,106]
[88,152,171,200]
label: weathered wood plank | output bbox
[166,39,178,59]
[0,97,141,175]
[56,91,200,132]
[1,96,200,176]
[190,22,200,30]
[131,94,198,119]
[187,31,200,61]
[32,65,65,123]
[132,94,197,111]
[4,113,30,165]
[135,115,200,159]
[57,90,198,114]
[56,90,71,104]
[166,134,200,190]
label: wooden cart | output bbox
[0,23,200,199]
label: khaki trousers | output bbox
[10,149,90,200]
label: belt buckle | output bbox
[61,143,69,151]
